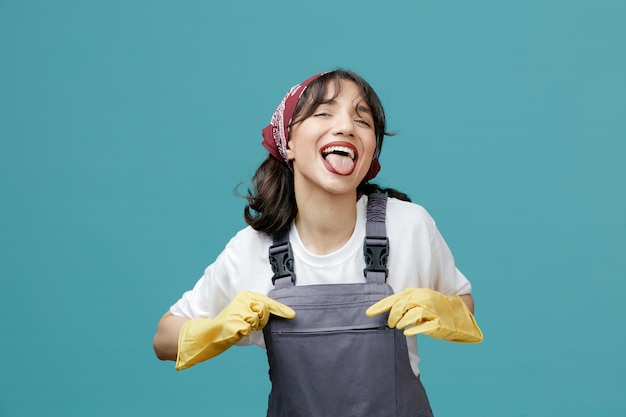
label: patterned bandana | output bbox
[261,72,381,181]
[261,73,324,164]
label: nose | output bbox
[332,111,355,137]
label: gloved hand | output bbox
[176,291,296,370]
[365,288,483,343]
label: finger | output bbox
[395,306,428,329]
[403,320,439,336]
[245,292,295,319]
[387,295,427,328]
[267,300,296,319]
[246,294,295,329]
[365,293,402,317]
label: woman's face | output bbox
[286,79,377,197]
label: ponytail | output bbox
[243,156,297,234]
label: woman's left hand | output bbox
[365,288,483,343]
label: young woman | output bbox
[153,69,483,416]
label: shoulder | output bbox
[221,226,273,261]
[385,197,437,238]
[383,197,471,294]
[203,225,275,295]
[386,197,430,217]
[227,225,273,247]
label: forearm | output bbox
[153,312,190,361]
[459,294,474,314]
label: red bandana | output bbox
[261,73,324,164]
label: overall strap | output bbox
[269,228,296,289]
[364,193,389,284]
[268,193,389,288]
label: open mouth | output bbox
[321,145,357,175]
[321,146,356,161]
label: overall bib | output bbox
[263,194,434,417]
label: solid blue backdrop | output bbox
[1,1,624,416]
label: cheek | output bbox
[364,134,377,159]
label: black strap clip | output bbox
[363,236,389,278]
[269,241,296,285]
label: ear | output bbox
[285,140,295,160]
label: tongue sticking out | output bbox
[325,153,355,175]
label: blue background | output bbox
[1,1,625,416]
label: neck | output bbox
[294,189,358,255]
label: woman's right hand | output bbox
[173,291,295,370]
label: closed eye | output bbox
[355,105,373,128]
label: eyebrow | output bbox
[322,99,372,115]
[356,104,372,115]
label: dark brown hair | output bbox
[244,69,409,235]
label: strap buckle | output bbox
[269,241,296,285]
[363,236,389,278]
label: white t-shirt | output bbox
[170,195,472,375]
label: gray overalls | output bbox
[263,193,434,417]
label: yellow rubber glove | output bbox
[176,291,296,370]
[366,288,483,343]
